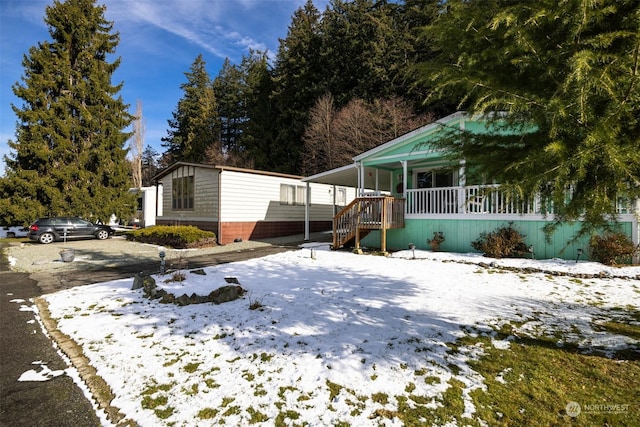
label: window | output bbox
[280,184,308,205]
[172,167,194,210]
[416,169,454,189]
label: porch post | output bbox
[402,161,408,195]
[356,161,362,196]
[459,160,467,214]
[381,198,387,253]
[304,182,310,241]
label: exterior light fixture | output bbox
[159,250,166,274]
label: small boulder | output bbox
[208,285,246,304]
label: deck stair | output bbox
[332,196,405,252]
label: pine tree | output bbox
[162,54,220,163]
[0,0,135,225]
[420,0,640,235]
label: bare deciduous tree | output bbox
[301,93,337,175]
[130,99,145,188]
[302,93,433,175]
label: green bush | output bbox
[126,225,217,249]
[471,223,529,258]
[589,232,638,266]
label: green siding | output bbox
[361,218,633,260]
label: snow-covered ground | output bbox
[0,226,29,238]
[23,242,638,426]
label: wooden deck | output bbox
[332,196,405,251]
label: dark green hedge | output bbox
[126,225,217,249]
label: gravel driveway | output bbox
[6,236,275,273]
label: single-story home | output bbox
[303,111,639,260]
[153,163,357,244]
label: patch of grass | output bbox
[278,385,298,400]
[424,375,442,385]
[222,405,241,416]
[141,382,173,395]
[182,383,199,396]
[197,407,218,419]
[141,394,167,410]
[246,407,269,423]
[371,392,389,404]
[594,320,640,341]
[254,383,267,397]
[183,362,201,373]
[326,380,342,401]
[274,410,300,426]
[465,329,640,426]
[153,406,174,419]
[204,378,220,389]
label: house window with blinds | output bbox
[280,184,308,205]
[172,167,195,210]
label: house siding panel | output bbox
[362,218,635,260]
[158,166,219,223]
[155,163,359,245]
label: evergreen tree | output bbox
[162,54,220,163]
[140,145,159,187]
[419,0,640,236]
[0,0,134,225]
[271,0,326,174]
[322,0,403,106]
[213,58,245,157]
[239,50,276,170]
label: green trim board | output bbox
[355,112,535,169]
[360,218,634,260]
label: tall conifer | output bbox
[0,0,134,224]
[162,54,220,164]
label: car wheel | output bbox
[96,230,109,240]
[39,232,55,244]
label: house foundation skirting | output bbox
[156,219,331,245]
[220,221,331,244]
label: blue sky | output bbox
[0,0,329,175]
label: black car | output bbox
[28,217,115,244]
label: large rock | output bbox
[208,285,246,304]
[134,273,245,306]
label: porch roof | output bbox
[302,163,393,192]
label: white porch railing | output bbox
[405,185,636,216]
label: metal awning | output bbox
[302,163,392,192]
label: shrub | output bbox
[589,232,638,266]
[428,231,445,251]
[126,225,217,249]
[471,223,528,258]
